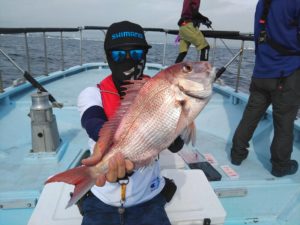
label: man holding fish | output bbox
[46,20,215,225]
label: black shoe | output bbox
[230,149,249,166]
[231,157,243,166]
[271,160,298,177]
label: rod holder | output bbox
[30,92,60,152]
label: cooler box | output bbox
[159,150,186,169]
[28,170,226,225]
[162,169,226,225]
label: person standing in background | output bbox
[175,0,212,63]
[231,0,300,177]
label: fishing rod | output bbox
[0,48,63,108]
[214,48,243,81]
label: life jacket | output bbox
[97,75,120,120]
[97,74,150,120]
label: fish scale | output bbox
[114,84,179,159]
[126,90,179,146]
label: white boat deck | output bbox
[0,63,300,225]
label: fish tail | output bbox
[45,165,96,208]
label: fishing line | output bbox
[209,26,236,57]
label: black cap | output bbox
[104,21,152,51]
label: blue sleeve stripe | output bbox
[81,106,108,142]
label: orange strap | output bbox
[119,179,129,204]
[121,183,126,202]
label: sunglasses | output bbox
[111,49,145,62]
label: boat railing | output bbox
[0,27,254,93]
[0,70,4,93]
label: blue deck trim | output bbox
[0,63,104,102]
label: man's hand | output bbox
[81,142,105,166]
[202,19,212,28]
[104,152,134,185]
[196,12,212,28]
[81,143,134,187]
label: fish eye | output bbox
[182,64,192,73]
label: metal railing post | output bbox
[101,30,107,63]
[43,32,49,75]
[234,40,245,93]
[162,32,167,66]
[211,38,217,66]
[0,71,4,92]
[60,31,65,71]
[79,27,83,66]
[24,33,31,73]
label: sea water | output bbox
[1,34,299,117]
[0,34,254,92]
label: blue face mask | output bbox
[110,49,145,62]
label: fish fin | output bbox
[114,79,149,139]
[121,79,149,105]
[45,165,95,208]
[179,121,197,146]
[96,119,119,156]
[178,148,200,164]
[96,93,136,156]
[175,105,197,145]
[97,79,149,154]
[122,79,149,98]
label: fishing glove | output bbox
[194,12,212,28]
[168,136,184,153]
[202,19,212,28]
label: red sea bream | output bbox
[46,61,216,207]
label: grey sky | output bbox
[0,0,257,32]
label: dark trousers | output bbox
[231,69,300,169]
[81,192,171,225]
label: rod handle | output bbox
[215,67,226,81]
[23,71,63,108]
